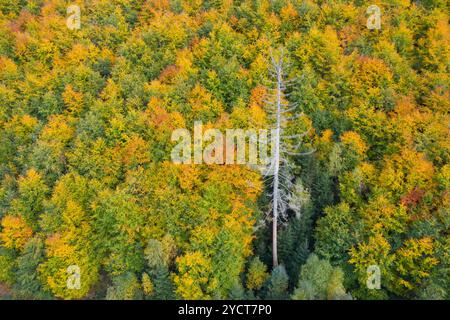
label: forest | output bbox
[0,0,448,300]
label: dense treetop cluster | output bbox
[0,0,448,300]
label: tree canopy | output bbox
[0,0,448,300]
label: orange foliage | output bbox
[0,215,33,251]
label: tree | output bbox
[292,254,351,300]
[92,189,145,277]
[0,0,448,301]
[37,174,99,299]
[229,280,246,300]
[0,247,15,285]
[246,257,269,292]
[0,215,32,251]
[38,201,99,299]
[141,272,154,298]
[315,203,360,265]
[143,238,175,299]
[149,266,174,300]
[266,265,289,300]
[106,272,143,300]
[12,236,50,299]
[174,251,216,299]
[9,169,48,228]
[264,49,313,268]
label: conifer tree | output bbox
[266,265,289,300]
[264,50,313,267]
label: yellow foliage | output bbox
[41,114,75,145]
[246,259,269,290]
[0,57,19,80]
[62,85,84,115]
[188,83,223,120]
[174,251,216,299]
[142,272,154,296]
[393,237,439,292]
[378,149,435,194]
[280,3,299,21]
[0,215,33,251]
[341,131,368,156]
[45,233,75,259]
[176,48,196,78]
[362,195,408,234]
[122,135,151,167]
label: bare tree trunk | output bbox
[272,63,282,268]
[265,50,313,269]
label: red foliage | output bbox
[401,187,425,207]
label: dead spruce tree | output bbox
[263,50,314,268]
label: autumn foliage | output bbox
[0,0,448,300]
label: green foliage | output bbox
[266,265,289,300]
[92,189,145,276]
[143,237,175,299]
[315,203,360,265]
[416,280,447,300]
[292,254,351,300]
[0,248,15,285]
[149,266,175,300]
[246,257,269,291]
[9,170,48,228]
[0,0,447,301]
[12,237,50,299]
[278,215,312,285]
[106,273,143,300]
[229,281,246,300]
